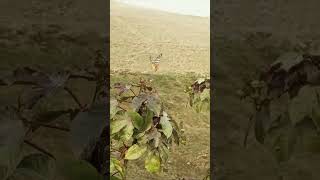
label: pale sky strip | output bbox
[118,0,210,17]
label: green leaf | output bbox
[57,158,103,180]
[110,158,124,177]
[305,136,320,153]
[170,119,186,145]
[134,132,145,139]
[200,89,210,101]
[35,109,69,124]
[0,108,25,180]
[127,111,144,130]
[289,86,319,125]
[146,96,161,117]
[17,154,55,177]
[110,159,116,174]
[147,128,161,145]
[137,134,149,145]
[114,83,131,95]
[131,94,148,111]
[254,105,270,144]
[160,112,173,139]
[142,108,153,132]
[119,122,134,143]
[269,94,289,126]
[147,129,162,147]
[20,71,70,108]
[111,119,127,135]
[305,63,320,85]
[70,102,106,159]
[6,168,45,180]
[110,98,119,119]
[8,154,56,180]
[110,176,122,180]
[159,146,169,163]
[144,153,161,173]
[30,109,70,131]
[0,66,44,86]
[124,144,147,160]
[271,52,304,71]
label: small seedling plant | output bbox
[110,78,186,180]
[237,52,320,179]
[185,77,210,180]
[185,77,210,112]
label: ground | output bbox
[111,1,210,76]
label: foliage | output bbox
[0,50,107,179]
[185,77,210,112]
[237,52,320,177]
[110,78,186,179]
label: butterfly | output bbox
[149,53,162,72]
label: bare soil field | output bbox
[111,1,210,76]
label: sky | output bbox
[118,0,210,17]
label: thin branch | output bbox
[24,140,55,159]
[64,87,83,109]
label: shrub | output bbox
[110,78,186,179]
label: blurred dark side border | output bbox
[210,1,320,180]
[0,0,110,180]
